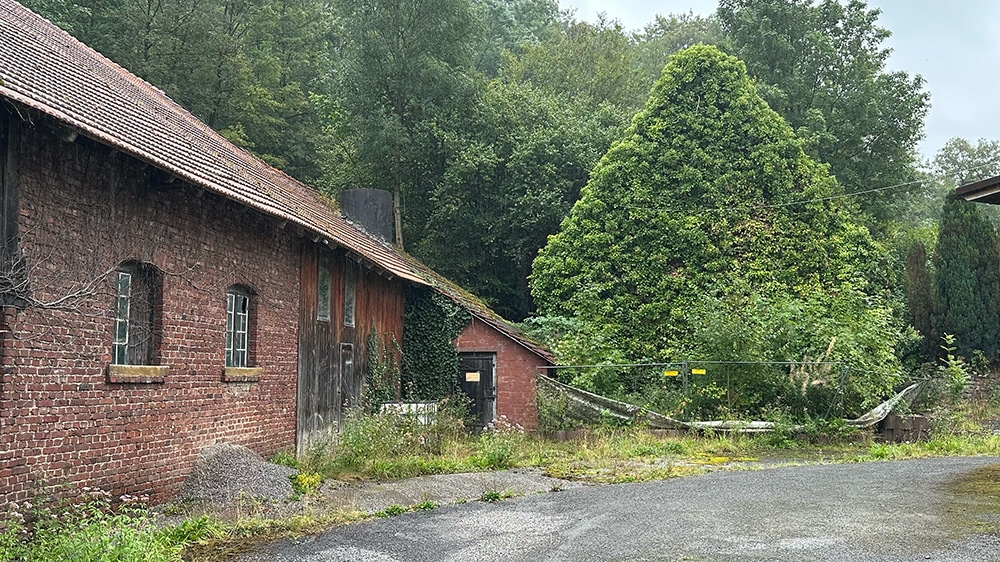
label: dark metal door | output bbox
[458,353,496,429]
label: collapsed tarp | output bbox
[536,374,922,433]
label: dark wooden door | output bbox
[458,353,495,429]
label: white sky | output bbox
[563,0,1000,161]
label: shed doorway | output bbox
[458,353,496,430]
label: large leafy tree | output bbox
[531,45,900,407]
[414,80,626,320]
[717,0,929,227]
[633,12,726,85]
[473,0,561,76]
[934,137,1000,189]
[932,197,1000,359]
[23,0,338,186]
[499,17,648,112]
[332,0,480,248]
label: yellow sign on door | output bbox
[465,371,480,382]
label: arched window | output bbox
[226,285,252,368]
[112,261,160,365]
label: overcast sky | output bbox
[562,0,999,161]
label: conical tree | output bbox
[530,45,883,362]
[933,197,1000,359]
[905,240,936,360]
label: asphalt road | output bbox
[243,457,1000,562]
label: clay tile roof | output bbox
[0,0,425,285]
[401,254,555,363]
[0,0,552,362]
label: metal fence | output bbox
[538,360,849,422]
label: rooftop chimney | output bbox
[338,189,394,243]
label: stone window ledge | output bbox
[107,364,168,383]
[223,367,262,383]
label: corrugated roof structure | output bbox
[955,174,1000,205]
[0,0,552,362]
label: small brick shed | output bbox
[0,0,550,505]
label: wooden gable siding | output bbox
[297,242,404,452]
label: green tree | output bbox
[414,80,627,320]
[472,0,561,76]
[332,0,481,248]
[633,12,726,85]
[932,197,1000,359]
[23,0,339,187]
[530,45,900,409]
[717,0,929,227]
[499,16,647,112]
[934,137,1000,187]
[905,240,935,359]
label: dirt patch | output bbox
[946,463,1000,534]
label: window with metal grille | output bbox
[226,286,251,368]
[112,262,158,365]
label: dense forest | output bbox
[25,0,1000,413]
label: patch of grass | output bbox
[853,434,1000,462]
[480,490,515,503]
[178,510,367,560]
[374,505,408,518]
[543,457,705,484]
[473,417,525,470]
[270,450,299,469]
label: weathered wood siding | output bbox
[297,243,404,452]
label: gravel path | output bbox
[240,456,1000,562]
[172,443,580,519]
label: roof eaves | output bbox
[0,87,429,287]
[393,253,554,363]
[955,174,1000,203]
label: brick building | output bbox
[0,0,550,504]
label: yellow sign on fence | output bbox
[691,368,707,375]
[663,370,679,377]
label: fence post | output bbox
[681,360,689,392]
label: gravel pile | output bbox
[178,442,296,506]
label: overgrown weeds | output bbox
[1,488,182,562]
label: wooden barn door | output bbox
[458,353,496,430]
[297,244,341,455]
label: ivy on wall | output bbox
[401,285,471,400]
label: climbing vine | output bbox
[401,286,471,400]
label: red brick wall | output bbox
[454,317,548,430]
[0,121,300,504]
